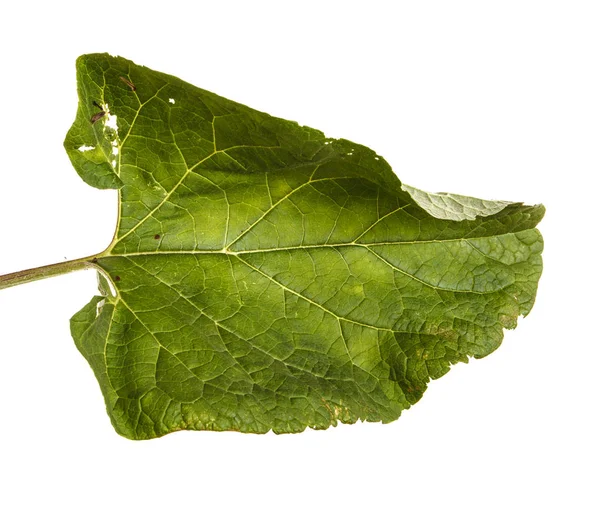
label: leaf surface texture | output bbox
[65,54,544,439]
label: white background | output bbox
[0,1,598,508]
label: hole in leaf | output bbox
[105,111,118,131]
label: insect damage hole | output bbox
[78,145,95,152]
[168,98,175,104]
[101,107,120,170]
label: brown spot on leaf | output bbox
[90,111,106,124]
[91,101,109,124]
[115,276,121,282]
[119,76,136,91]
[154,234,161,240]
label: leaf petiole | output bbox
[0,256,99,291]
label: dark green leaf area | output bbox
[67,54,543,439]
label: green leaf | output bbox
[63,53,543,439]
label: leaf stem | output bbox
[0,255,99,291]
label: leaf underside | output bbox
[65,54,544,440]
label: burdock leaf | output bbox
[63,54,543,439]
